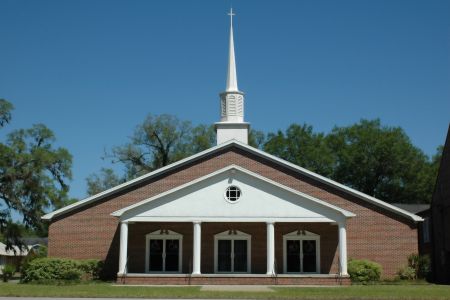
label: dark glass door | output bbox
[233,240,248,272]
[165,239,179,272]
[218,240,232,272]
[286,240,301,272]
[149,239,163,271]
[302,240,317,272]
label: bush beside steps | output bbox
[21,258,103,284]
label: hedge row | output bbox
[21,258,103,283]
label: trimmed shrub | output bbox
[21,258,103,284]
[21,245,47,274]
[21,258,82,283]
[348,259,382,284]
[78,259,104,280]
[1,264,16,282]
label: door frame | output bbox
[214,230,251,273]
[283,230,320,274]
[145,230,183,273]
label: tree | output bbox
[249,129,266,149]
[107,114,217,179]
[327,119,434,203]
[264,124,334,177]
[0,99,72,248]
[92,114,266,195]
[86,168,124,196]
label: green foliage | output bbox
[348,259,382,284]
[263,119,439,204]
[21,245,48,275]
[0,99,13,127]
[399,253,431,280]
[108,114,216,179]
[21,258,82,283]
[86,168,125,196]
[87,114,439,205]
[248,129,266,149]
[264,124,334,177]
[21,258,103,284]
[327,119,435,204]
[397,266,416,280]
[77,259,103,280]
[0,99,72,248]
[1,264,16,282]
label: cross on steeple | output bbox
[228,8,235,27]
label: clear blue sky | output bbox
[1,0,449,201]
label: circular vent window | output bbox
[225,186,242,203]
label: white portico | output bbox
[112,165,353,279]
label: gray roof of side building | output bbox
[392,203,430,214]
[20,237,48,246]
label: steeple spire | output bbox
[226,8,238,92]
[215,8,250,145]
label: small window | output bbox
[225,186,241,202]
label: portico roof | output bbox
[111,165,355,223]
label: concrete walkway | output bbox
[200,285,274,292]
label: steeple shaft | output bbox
[226,9,238,92]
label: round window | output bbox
[225,186,242,202]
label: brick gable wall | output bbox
[48,147,418,278]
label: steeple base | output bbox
[215,122,250,145]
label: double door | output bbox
[148,239,180,272]
[286,239,318,273]
[217,239,249,273]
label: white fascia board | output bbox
[111,164,355,219]
[229,141,424,222]
[43,139,422,222]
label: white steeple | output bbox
[226,8,238,92]
[215,8,250,145]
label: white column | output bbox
[192,221,202,275]
[118,221,128,275]
[338,221,348,276]
[266,222,275,275]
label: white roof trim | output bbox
[111,164,355,219]
[42,139,422,222]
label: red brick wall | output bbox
[48,147,418,279]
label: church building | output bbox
[43,11,423,285]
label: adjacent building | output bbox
[430,125,450,284]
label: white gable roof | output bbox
[111,165,355,223]
[42,140,423,222]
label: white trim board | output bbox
[42,140,422,222]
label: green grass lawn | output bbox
[0,282,450,299]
